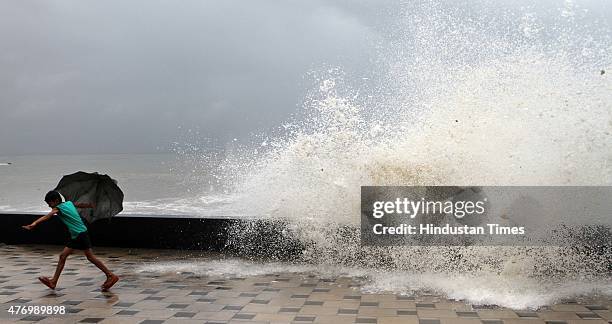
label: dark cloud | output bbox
[0,0,380,154]
[2,1,610,155]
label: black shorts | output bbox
[66,231,92,250]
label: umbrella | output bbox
[54,171,124,223]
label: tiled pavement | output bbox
[0,244,610,324]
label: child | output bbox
[22,190,119,291]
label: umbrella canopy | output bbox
[54,171,124,223]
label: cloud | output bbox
[0,0,379,154]
[2,0,609,155]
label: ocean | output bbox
[0,153,235,216]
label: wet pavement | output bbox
[0,244,610,324]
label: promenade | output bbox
[0,244,609,324]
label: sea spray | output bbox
[174,0,612,308]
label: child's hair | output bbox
[44,190,62,203]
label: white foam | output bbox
[363,271,612,310]
[138,258,612,310]
[122,194,242,216]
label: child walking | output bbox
[22,190,119,291]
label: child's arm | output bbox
[22,209,58,230]
[74,202,95,208]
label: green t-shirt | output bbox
[56,201,88,239]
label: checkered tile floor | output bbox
[0,244,610,324]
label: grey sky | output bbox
[0,0,384,155]
[1,1,610,155]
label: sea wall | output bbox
[0,213,302,259]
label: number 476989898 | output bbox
[7,305,66,316]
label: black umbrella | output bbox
[54,171,124,223]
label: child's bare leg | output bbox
[84,249,118,290]
[40,247,73,288]
[83,249,112,277]
[52,247,73,283]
